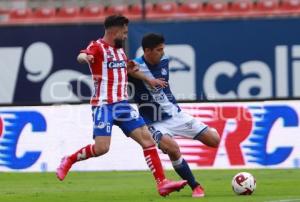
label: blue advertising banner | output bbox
[128,17,300,101]
[0,24,104,105]
[2,17,300,105]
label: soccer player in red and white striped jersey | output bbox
[56,15,187,197]
[80,38,128,105]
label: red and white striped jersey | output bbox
[81,39,128,106]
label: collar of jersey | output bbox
[142,56,158,69]
[100,38,117,49]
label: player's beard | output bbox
[114,38,124,48]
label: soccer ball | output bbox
[231,172,256,195]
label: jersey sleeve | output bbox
[134,58,147,73]
[80,41,101,57]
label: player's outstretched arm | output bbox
[77,53,94,64]
[127,60,139,74]
[128,65,168,89]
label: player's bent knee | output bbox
[139,131,156,148]
[141,140,156,148]
[160,144,181,160]
[168,146,181,158]
[209,128,220,148]
[129,126,156,148]
[159,136,181,158]
[93,145,110,156]
[142,130,156,145]
[197,127,220,148]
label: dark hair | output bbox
[104,15,129,29]
[142,33,165,50]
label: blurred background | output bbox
[0,0,300,173]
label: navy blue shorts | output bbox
[92,100,145,137]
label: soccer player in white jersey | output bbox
[129,33,220,198]
[56,16,187,197]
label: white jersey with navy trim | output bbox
[130,55,180,124]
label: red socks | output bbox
[68,144,165,185]
[143,145,166,184]
[69,144,96,164]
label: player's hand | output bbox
[147,78,168,89]
[86,55,94,64]
[127,60,139,74]
[77,53,94,64]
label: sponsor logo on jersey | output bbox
[107,60,126,69]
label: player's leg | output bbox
[56,105,113,181]
[167,111,220,147]
[194,127,220,148]
[190,126,220,197]
[150,125,202,197]
[67,136,111,163]
[152,112,216,197]
[115,103,166,183]
[129,125,165,183]
[128,126,187,196]
[115,102,187,196]
[172,112,220,197]
[159,135,200,186]
[113,103,165,183]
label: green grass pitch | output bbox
[0,169,299,202]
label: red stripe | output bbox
[94,65,102,105]
[114,49,123,101]
[114,49,120,60]
[107,68,114,103]
[89,41,103,106]
[102,44,113,103]
[121,51,128,98]
[121,51,127,61]
[91,76,101,106]
[124,68,128,98]
[117,69,122,101]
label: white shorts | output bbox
[149,111,208,139]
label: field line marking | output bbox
[265,199,300,202]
